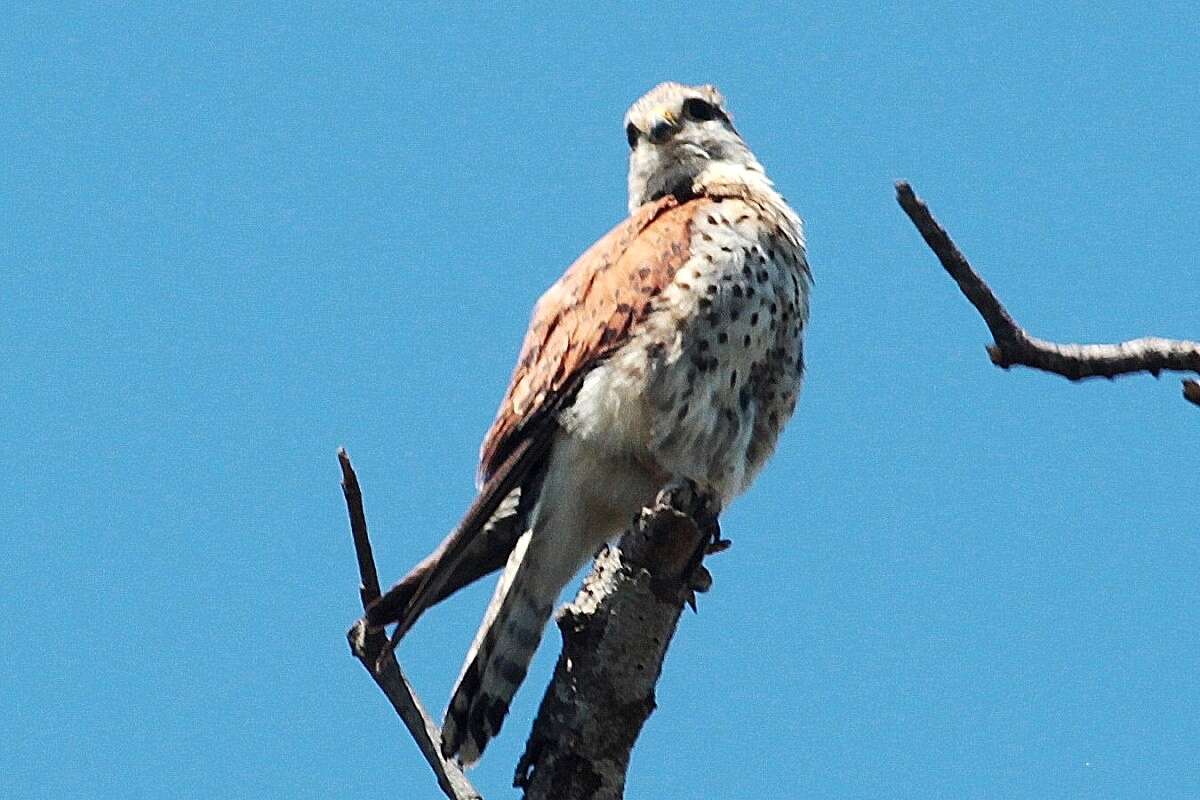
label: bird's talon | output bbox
[705,537,732,555]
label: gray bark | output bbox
[515,481,721,800]
[895,181,1200,405]
[340,449,481,800]
[342,450,719,800]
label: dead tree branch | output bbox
[341,452,721,799]
[338,448,482,800]
[515,481,723,800]
[895,181,1200,406]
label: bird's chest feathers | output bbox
[564,202,808,500]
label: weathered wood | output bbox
[515,481,721,800]
[339,449,482,800]
[895,182,1200,405]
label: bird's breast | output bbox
[563,197,808,505]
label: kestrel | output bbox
[366,82,809,765]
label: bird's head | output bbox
[624,82,766,213]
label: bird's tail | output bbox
[441,523,581,765]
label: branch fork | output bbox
[895,181,1200,405]
[339,452,721,800]
[339,448,481,800]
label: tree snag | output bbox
[895,181,1200,406]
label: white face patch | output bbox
[624,83,762,214]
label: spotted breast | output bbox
[562,189,809,507]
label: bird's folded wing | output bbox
[365,487,523,628]
[478,194,697,484]
[370,193,700,645]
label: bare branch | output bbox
[516,481,722,800]
[338,448,482,800]
[895,182,1200,400]
[340,448,381,609]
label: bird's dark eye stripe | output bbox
[682,97,722,122]
[625,122,640,149]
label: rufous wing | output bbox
[479,195,699,483]
[370,195,700,645]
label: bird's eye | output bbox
[625,122,640,149]
[682,98,719,122]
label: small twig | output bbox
[516,480,722,799]
[338,448,482,800]
[340,448,382,609]
[895,182,1200,404]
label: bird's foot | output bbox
[654,477,728,612]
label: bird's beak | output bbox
[647,107,680,144]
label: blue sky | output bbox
[3,3,1198,798]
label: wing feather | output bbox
[478,195,698,483]
[368,195,700,645]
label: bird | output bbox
[364,81,809,766]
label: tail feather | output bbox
[380,433,552,644]
[440,529,562,765]
[440,435,626,765]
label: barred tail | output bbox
[441,519,579,765]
